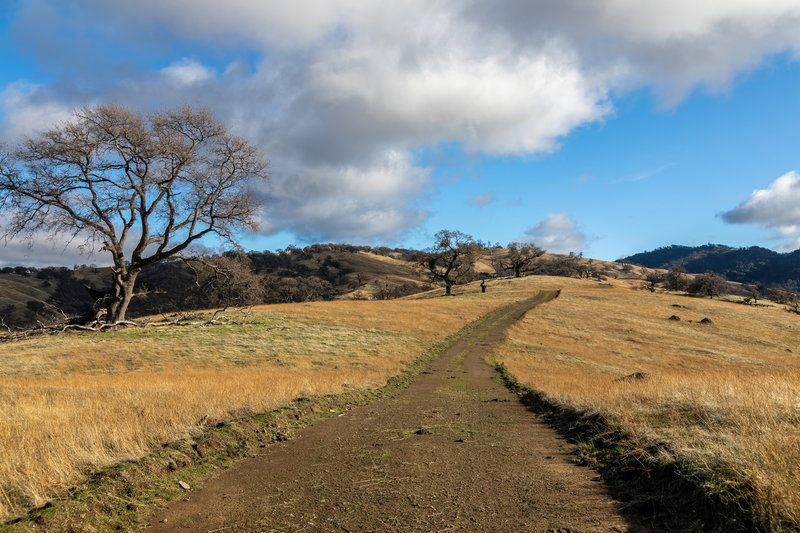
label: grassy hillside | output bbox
[492,277,800,530]
[624,244,800,290]
[0,274,55,325]
[260,249,430,300]
[2,274,798,529]
[0,247,431,329]
[0,285,523,522]
[0,266,115,328]
[0,245,647,330]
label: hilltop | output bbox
[0,245,427,329]
[9,239,796,332]
[0,246,652,330]
[623,244,800,290]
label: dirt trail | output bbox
[147,291,646,532]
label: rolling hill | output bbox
[0,245,430,328]
[1,245,652,330]
[622,244,800,290]
[2,274,799,530]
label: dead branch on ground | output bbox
[0,306,255,342]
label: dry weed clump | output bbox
[0,292,524,521]
[494,281,800,529]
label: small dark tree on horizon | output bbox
[664,265,688,291]
[413,229,483,296]
[0,104,269,323]
[644,271,664,292]
[492,241,545,277]
[743,284,761,305]
[689,271,730,299]
[766,287,797,305]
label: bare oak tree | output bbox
[743,284,761,305]
[644,270,664,292]
[689,271,730,299]
[412,230,483,296]
[492,241,545,278]
[0,104,268,323]
[664,265,688,291]
[187,251,268,309]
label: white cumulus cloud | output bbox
[257,149,431,241]
[523,212,588,254]
[4,1,800,245]
[461,0,800,102]
[0,83,74,138]
[721,171,800,247]
[161,59,214,86]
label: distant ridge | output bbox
[622,244,800,289]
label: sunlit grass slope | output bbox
[493,278,800,530]
[0,288,525,521]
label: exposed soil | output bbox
[147,291,648,532]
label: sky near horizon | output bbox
[2,1,800,267]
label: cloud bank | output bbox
[0,238,94,268]
[3,1,800,245]
[721,171,800,249]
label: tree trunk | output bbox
[514,267,521,278]
[107,272,139,323]
[445,280,453,296]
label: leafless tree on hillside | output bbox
[743,284,761,305]
[765,287,800,316]
[577,258,603,279]
[187,251,267,308]
[689,271,730,299]
[644,271,664,292]
[664,265,688,291]
[412,230,483,296]
[0,104,269,323]
[492,241,545,277]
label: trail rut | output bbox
[147,291,647,532]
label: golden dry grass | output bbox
[493,278,800,529]
[0,289,523,521]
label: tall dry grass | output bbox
[493,280,800,529]
[0,291,524,521]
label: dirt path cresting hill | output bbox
[147,290,647,532]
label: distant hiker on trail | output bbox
[481,279,486,293]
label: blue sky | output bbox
[2,1,800,266]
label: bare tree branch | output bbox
[0,104,269,323]
[492,242,545,278]
[412,230,483,296]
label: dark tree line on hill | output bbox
[644,267,730,298]
[23,235,789,331]
[623,244,800,292]
[0,243,418,329]
[632,261,800,311]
